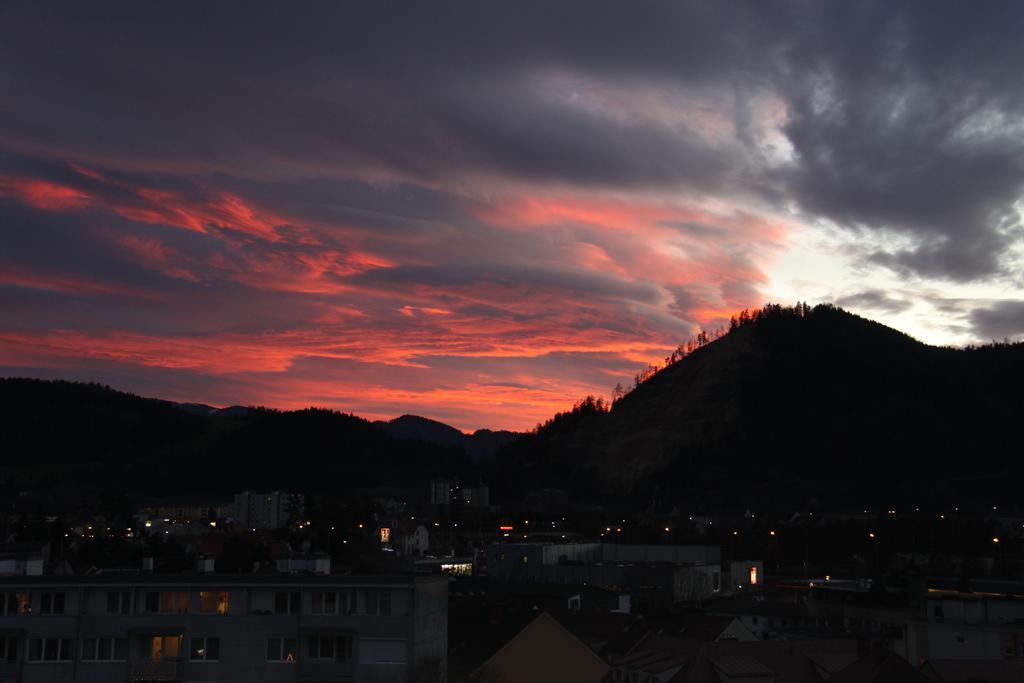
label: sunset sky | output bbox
[2,2,1024,431]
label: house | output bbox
[828,649,931,683]
[395,522,430,557]
[920,659,1024,682]
[609,636,860,683]
[473,611,609,683]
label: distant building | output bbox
[138,496,232,524]
[395,522,430,557]
[428,479,451,506]
[0,572,447,682]
[0,543,47,577]
[230,491,303,530]
[486,543,727,607]
[458,485,490,508]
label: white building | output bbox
[230,491,304,530]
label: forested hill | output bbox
[0,379,474,501]
[497,304,1024,509]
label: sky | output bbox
[1,2,1023,432]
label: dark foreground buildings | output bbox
[0,572,447,683]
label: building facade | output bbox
[230,491,304,530]
[0,573,447,682]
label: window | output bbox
[749,566,758,586]
[2,592,30,615]
[199,591,228,614]
[365,590,390,616]
[190,637,220,661]
[267,638,298,662]
[340,590,357,614]
[27,638,73,662]
[274,591,300,615]
[0,636,18,663]
[81,637,127,661]
[40,592,66,615]
[148,591,188,614]
[311,591,337,615]
[106,591,131,615]
[306,635,352,662]
[149,636,181,661]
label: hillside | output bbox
[498,304,1024,508]
[0,379,473,505]
[375,415,519,461]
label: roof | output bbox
[829,650,930,683]
[612,636,860,683]
[709,654,774,677]
[473,612,609,683]
[0,572,445,587]
[920,659,1024,683]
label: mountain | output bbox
[375,414,519,461]
[498,304,1024,509]
[174,402,251,418]
[0,379,472,503]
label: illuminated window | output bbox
[149,636,181,661]
[199,591,228,614]
[749,566,759,586]
[147,591,188,614]
[380,527,391,544]
[2,593,30,615]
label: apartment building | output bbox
[0,573,447,683]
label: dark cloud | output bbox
[968,300,1024,340]
[835,290,914,315]
[2,1,1023,426]
[2,2,1022,284]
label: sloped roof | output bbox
[920,658,1024,683]
[473,611,610,683]
[828,650,930,683]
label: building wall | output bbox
[0,575,445,683]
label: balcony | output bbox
[129,659,183,682]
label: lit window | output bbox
[749,566,759,586]
[199,591,228,614]
[1,593,30,616]
[380,527,391,544]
